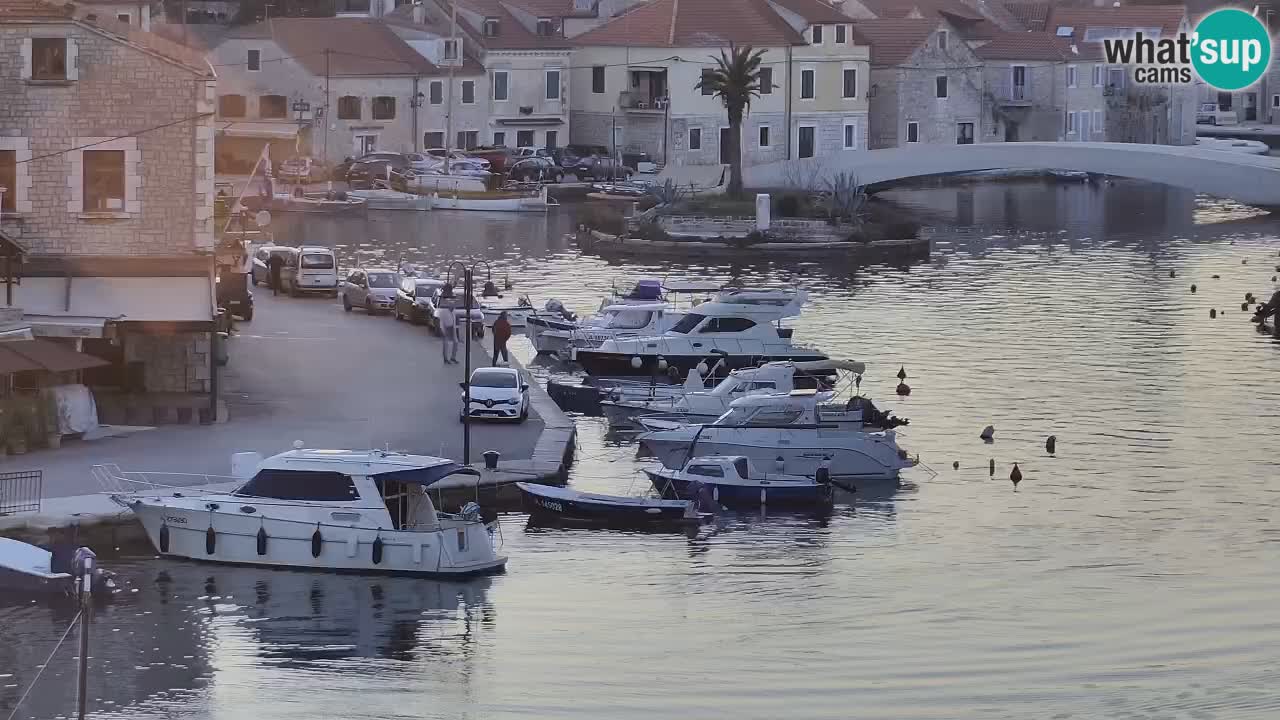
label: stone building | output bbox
[0,0,220,423]
[569,0,870,167]
[975,32,1074,142]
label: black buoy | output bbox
[896,382,911,396]
[1246,293,1255,303]
[256,526,268,556]
[1210,308,1217,318]
[1046,435,1057,455]
[952,461,960,470]
[1272,276,1277,282]
[1243,302,1251,311]
[1212,274,1220,279]
[311,525,323,558]
[1169,270,1176,278]
[897,366,907,381]
[205,526,216,555]
[988,458,995,477]
[1010,463,1023,490]
[159,522,170,553]
[1190,284,1197,293]
[1243,259,1248,264]
[371,534,384,565]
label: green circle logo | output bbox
[1192,9,1271,91]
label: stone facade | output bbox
[868,24,986,148]
[125,332,211,393]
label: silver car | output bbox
[342,267,400,314]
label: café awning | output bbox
[0,339,110,375]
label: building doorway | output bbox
[1004,121,1019,142]
[1245,92,1258,121]
[797,126,815,158]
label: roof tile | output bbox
[852,17,937,65]
[767,0,854,24]
[973,30,1070,60]
[572,0,807,47]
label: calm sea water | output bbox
[4,179,1280,719]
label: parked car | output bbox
[574,156,634,181]
[393,277,447,328]
[250,244,297,288]
[277,156,324,183]
[467,146,514,173]
[561,144,608,169]
[342,267,400,314]
[511,146,555,160]
[347,156,414,189]
[330,157,358,181]
[425,148,491,171]
[287,246,339,297]
[215,267,254,321]
[1196,102,1238,126]
[508,156,565,183]
[460,367,529,422]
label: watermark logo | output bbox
[1101,8,1271,91]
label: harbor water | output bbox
[4,179,1280,719]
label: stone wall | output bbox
[124,332,210,393]
[0,22,209,256]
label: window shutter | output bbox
[20,38,31,80]
[66,39,78,81]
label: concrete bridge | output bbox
[743,142,1280,209]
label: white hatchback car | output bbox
[461,367,529,422]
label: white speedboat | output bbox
[529,279,721,355]
[107,448,507,576]
[572,289,825,375]
[479,295,576,328]
[348,188,433,211]
[637,392,914,482]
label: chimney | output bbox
[412,1,425,24]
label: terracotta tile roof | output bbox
[1046,4,1187,41]
[447,0,574,49]
[852,17,936,65]
[767,0,854,24]
[232,18,438,76]
[573,0,806,47]
[0,0,75,20]
[972,30,1069,60]
[1003,0,1048,31]
[503,0,595,18]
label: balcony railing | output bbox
[991,78,1032,105]
[618,91,669,112]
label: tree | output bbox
[694,43,767,199]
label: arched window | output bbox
[337,95,361,120]
[218,94,246,118]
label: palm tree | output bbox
[695,43,768,198]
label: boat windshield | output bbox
[603,309,653,330]
[714,405,805,427]
[669,313,705,334]
[234,469,360,501]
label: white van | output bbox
[289,246,339,297]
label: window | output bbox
[246,48,260,71]
[704,317,757,334]
[83,150,125,212]
[372,96,395,120]
[745,408,804,426]
[1217,91,1233,109]
[429,81,442,104]
[800,68,815,99]
[492,131,505,146]
[546,68,561,100]
[906,121,919,143]
[219,94,246,118]
[32,38,69,80]
[1066,111,1076,134]
[235,470,358,501]
[688,128,702,151]
[938,30,947,50]
[798,125,815,158]
[461,80,475,104]
[1273,94,1280,108]
[1107,66,1126,90]
[116,13,130,23]
[301,253,334,269]
[936,76,948,98]
[1092,64,1103,87]
[670,312,705,333]
[701,69,715,96]
[759,66,773,94]
[592,65,605,93]
[759,125,770,148]
[811,24,823,44]
[0,151,14,212]
[687,464,725,478]
[443,39,458,60]
[482,17,499,36]
[842,68,857,98]
[957,122,974,144]
[1093,109,1102,135]
[1067,64,1077,88]
[843,121,857,149]
[606,309,654,330]
[835,24,846,43]
[493,70,508,101]
[259,94,287,119]
[517,130,534,147]
[545,130,558,149]
[457,130,478,149]
[457,528,467,551]
[536,18,556,36]
[337,96,360,119]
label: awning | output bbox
[373,462,480,487]
[217,122,302,140]
[25,316,107,339]
[0,339,110,375]
[5,276,215,336]
[495,117,564,127]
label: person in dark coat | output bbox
[491,311,512,366]
[268,253,285,296]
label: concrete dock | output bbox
[0,290,574,540]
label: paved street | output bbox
[1,289,543,498]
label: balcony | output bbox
[991,78,1033,106]
[619,68,669,114]
[618,91,668,114]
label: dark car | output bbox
[216,267,253,321]
[330,157,358,181]
[347,155,413,189]
[467,146,514,174]
[561,144,608,169]
[394,277,447,329]
[575,156,634,181]
[508,156,565,183]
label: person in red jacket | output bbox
[491,311,512,366]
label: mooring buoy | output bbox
[1010,463,1023,489]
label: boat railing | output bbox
[93,464,243,496]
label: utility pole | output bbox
[462,267,472,464]
[76,554,93,720]
[323,48,331,162]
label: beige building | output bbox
[0,0,221,422]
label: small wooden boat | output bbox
[646,456,841,508]
[348,188,433,211]
[242,192,367,215]
[432,185,557,213]
[517,482,706,525]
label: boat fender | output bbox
[372,534,384,565]
[760,488,767,505]
[412,541,423,564]
[205,525,216,555]
[159,522,170,553]
[346,533,358,558]
[816,466,831,485]
[311,525,323,558]
[256,525,268,556]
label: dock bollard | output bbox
[483,450,501,470]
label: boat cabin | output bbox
[682,455,753,480]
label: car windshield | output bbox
[471,370,517,388]
[415,284,438,298]
[367,272,396,288]
[301,253,333,269]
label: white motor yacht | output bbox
[528,278,721,355]
[105,448,507,576]
[637,392,914,483]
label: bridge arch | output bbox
[743,142,1280,209]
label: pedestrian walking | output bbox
[492,311,512,366]
[268,253,284,297]
[437,303,458,363]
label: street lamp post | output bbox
[444,259,498,466]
